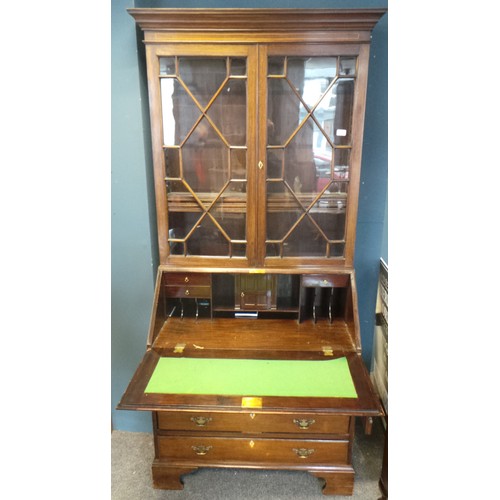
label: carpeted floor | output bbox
[111,418,385,499]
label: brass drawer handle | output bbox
[293,418,315,429]
[192,445,212,456]
[190,416,212,427]
[185,289,190,296]
[184,276,189,283]
[293,447,315,458]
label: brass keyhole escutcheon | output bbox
[258,160,264,170]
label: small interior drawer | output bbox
[164,273,211,286]
[301,274,350,288]
[164,285,211,298]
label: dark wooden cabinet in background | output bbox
[118,8,386,496]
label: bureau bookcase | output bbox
[118,8,386,496]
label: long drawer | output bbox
[156,411,350,435]
[157,435,349,465]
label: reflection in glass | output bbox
[207,79,247,146]
[267,78,302,146]
[187,216,229,256]
[210,182,247,241]
[283,216,326,257]
[178,58,227,107]
[268,57,285,76]
[230,58,246,76]
[339,57,356,76]
[266,55,355,259]
[165,148,181,178]
[161,79,201,146]
[160,56,248,258]
[159,57,176,75]
[230,148,247,179]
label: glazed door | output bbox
[258,44,370,267]
[146,44,259,265]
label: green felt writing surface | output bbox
[145,357,357,398]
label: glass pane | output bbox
[284,118,325,195]
[231,243,246,257]
[230,149,246,180]
[267,149,284,180]
[265,54,353,260]
[165,148,180,178]
[332,148,350,193]
[159,57,176,76]
[310,194,346,240]
[161,78,201,146]
[267,78,302,146]
[210,182,246,241]
[339,57,356,76]
[331,243,345,257]
[268,57,285,76]
[181,117,229,195]
[283,216,327,257]
[267,182,304,241]
[186,216,229,256]
[230,58,246,76]
[207,79,246,146]
[178,58,227,108]
[287,57,337,109]
[168,210,202,249]
[332,79,355,146]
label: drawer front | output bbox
[158,435,349,465]
[156,411,350,435]
[164,286,211,298]
[164,273,211,286]
[302,274,349,288]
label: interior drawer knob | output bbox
[184,276,189,283]
[190,416,212,427]
[293,418,315,429]
[293,447,315,458]
[185,289,190,296]
[192,445,212,456]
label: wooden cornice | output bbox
[127,8,387,33]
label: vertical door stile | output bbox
[246,44,259,266]
[256,44,269,267]
[147,45,170,264]
[343,44,370,267]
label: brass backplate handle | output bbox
[190,416,212,427]
[293,447,315,458]
[192,445,212,456]
[293,418,316,430]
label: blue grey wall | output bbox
[112,0,388,432]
